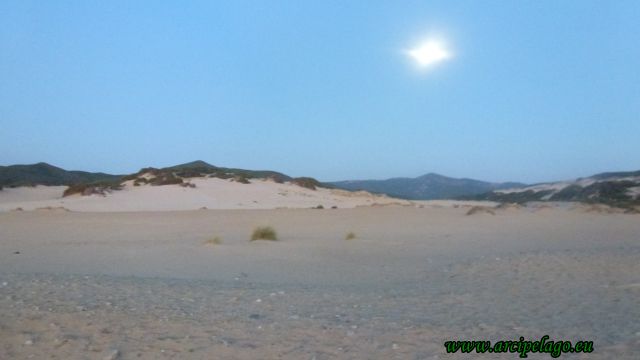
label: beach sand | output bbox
[1,205,639,359]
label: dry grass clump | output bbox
[148,173,183,186]
[204,236,222,246]
[624,207,640,214]
[133,177,149,186]
[63,184,90,196]
[291,177,321,190]
[232,175,251,184]
[35,206,70,212]
[580,204,625,214]
[63,183,122,197]
[251,226,278,241]
[267,174,287,184]
[495,202,523,211]
[345,232,356,240]
[465,206,496,216]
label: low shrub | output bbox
[204,236,222,245]
[233,175,250,184]
[291,177,322,190]
[268,174,287,184]
[63,182,123,197]
[251,226,278,241]
[149,174,183,186]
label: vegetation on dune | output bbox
[468,179,640,210]
[549,181,639,208]
[122,161,298,188]
[1,160,336,197]
[133,178,148,186]
[165,160,292,182]
[148,173,183,186]
[267,174,287,184]
[62,181,123,197]
[291,177,322,190]
[233,175,250,184]
[251,226,278,241]
[345,232,356,240]
[464,190,554,204]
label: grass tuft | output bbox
[345,232,356,240]
[204,236,222,245]
[251,226,278,241]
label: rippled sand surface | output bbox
[1,207,639,359]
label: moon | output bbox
[407,40,451,68]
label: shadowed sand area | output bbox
[1,206,639,358]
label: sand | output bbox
[1,205,639,359]
[0,179,413,212]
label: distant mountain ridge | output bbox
[0,162,121,188]
[330,173,526,200]
[2,162,639,207]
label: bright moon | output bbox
[407,40,451,68]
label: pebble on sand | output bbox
[103,349,120,360]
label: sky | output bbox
[1,1,639,183]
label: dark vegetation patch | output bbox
[232,175,250,184]
[549,181,638,208]
[267,174,287,184]
[466,206,496,216]
[148,173,184,186]
[291,177,322,190]
[63,181,123,197]
[463,190,554,204]
[251,226,278,241]
[468,180,640,210]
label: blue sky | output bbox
[1,1,639,183]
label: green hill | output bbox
[0,162,121,188]
[330,173,525,200]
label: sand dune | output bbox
[0,178,413,212]
[1,180,639,358]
